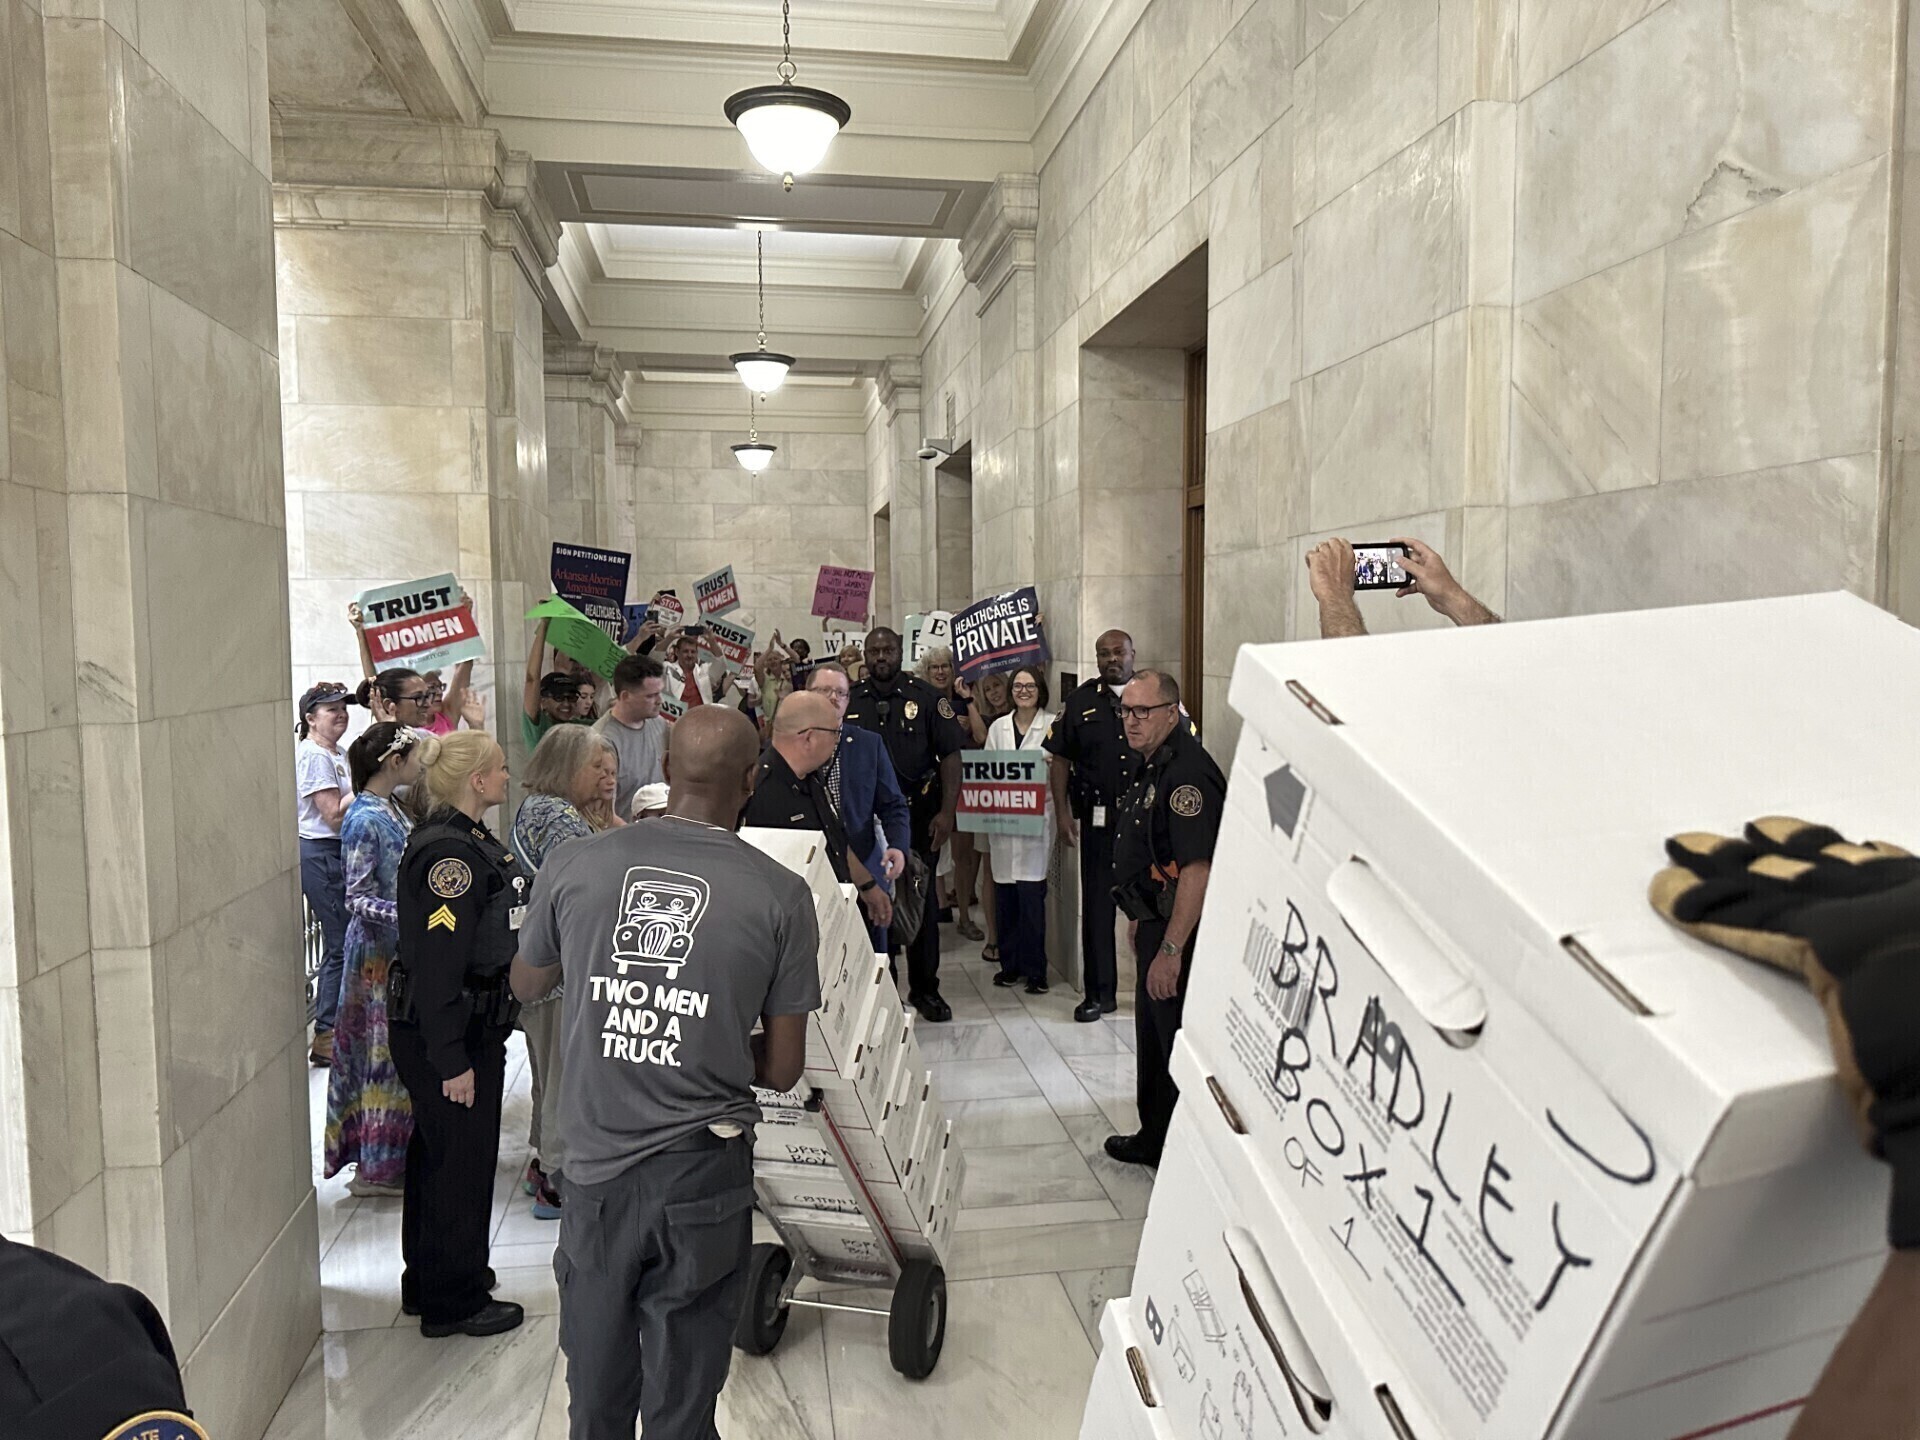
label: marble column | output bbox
[544,340,636,556]
[272,113,560,768]
[874,355,931,619]
[0,4,316,1438]
[961,175,1041,597]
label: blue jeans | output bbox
[300,836,350,1034]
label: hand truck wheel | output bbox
[888,1258,946,1379]
[733,1242,792,1355]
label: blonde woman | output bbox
[510,724,621,1219]
[391,730,525,1339]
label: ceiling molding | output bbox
[580,223,928,289]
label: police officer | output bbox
[390,730,526,1338]
[1046,628,1140,1022]
[1104,669,1226,1168]
[512,706,820,1440]
[1,1237,203,1440]
[847,626,966,1023]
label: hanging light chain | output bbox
[748,388,760,443]
[757,231,768,350]
[778,0,797,83]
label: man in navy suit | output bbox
[806,663,911,947]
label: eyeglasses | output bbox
[797,726,840,741]
[395,692,431,705]
[1011,683,1039,693]
[1120,702,1176,722]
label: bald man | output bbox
[743,692,893,931]
[512,703,822,1440]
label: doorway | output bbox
[936,447,974,613]
[873,506,893,628]
[1183,350,1207,729]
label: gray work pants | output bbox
[555,1134,755,1440]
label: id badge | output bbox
[509,905,527,932]
[1091,805,1108,829]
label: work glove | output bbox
[1650,817,1920,1246]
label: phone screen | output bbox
[1353,544,1410,592]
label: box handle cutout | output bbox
[1125,1346,1157,1408]
[1286,680,1342,726]
[1224,1226,1334,1432]
[1327,858,1487,1046]
[1374,1384,1420,1439]
[1559,936,1652,1017]
[1206,1075,1248,1135]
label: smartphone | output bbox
[1352,543,1410,592]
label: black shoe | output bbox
[1025,980,1049,996]
[1104,1133,1162,1168]
[1074,999,1103,1023]
[1100,998,1118,1015]
[403,1268,497,1317]
[912,992,953,1023]
[992,972,1021,988]
[421,1299,524,1339]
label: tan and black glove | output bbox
[1651,817,1920,1247]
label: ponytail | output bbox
[358,668,422,710]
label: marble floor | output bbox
[263,929,1148,1439]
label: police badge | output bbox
[937,697,955,720]
[904,700,920,720]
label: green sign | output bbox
[527,593,625,680]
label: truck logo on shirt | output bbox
[609,867,710,980]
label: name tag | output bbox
[508,905,527,932]
[1092,805,1108,828]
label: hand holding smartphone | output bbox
[1351,542,1410,592]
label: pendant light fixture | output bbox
[731,230,794,396]
[732,390,777,473]
[724,0,851,191]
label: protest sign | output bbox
[694,564,742,618]
[821,625,867,658]
[526,594,625,680]
[811,565,873,623]
[907,610,953,664]
[652,591,688,631]
[950,587,1048,681]
[552,543,631,642]
[621,604,650,646]
[658,694,687,725]
[957,750,1048,837]
[700,615,755,673]
[357,574,485,672]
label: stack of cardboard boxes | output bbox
[743,829,965,1273]
[1084,594,1916,1440]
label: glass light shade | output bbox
[731,350,794,394]
[725,85,851,179]
[732,441,777,473]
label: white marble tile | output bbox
[992,1009,1104,1117]
[925,1056,1041,1103]
[321,1200,405,1333]
[1660,155,1887,483]
[1512,250,1662,504]
[1207,259,1294,428]
[823,1273,1096,1440]
[1059,1266,1136,1354]
[1515,0,1664,97]
[1063,1052,1142,1134]
[946,1095,1074,1149]
[1060,1113,1157,1222]
[956,1198,1120,1233]
[1190,0,1292,188]
[946,1217,1147,1283]
[962,1142,1109,1209]
[915,1020,1015,1063]
[1301,0,1437,212]
[1304,324,1434,530]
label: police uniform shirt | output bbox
[397,813,522,1078]
[844,675,966,823]
[742,746,851,883]
[1114,722,1228,888]
[1043,678,1138,818]
[0,1237,201,1440]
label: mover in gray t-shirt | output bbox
[510,706,817,1440]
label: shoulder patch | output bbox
[105,1415,209,1440]
[1170,784,1205,818]
[937,697,955,720]
[428,857,473,898]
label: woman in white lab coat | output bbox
[986,667,1057,994]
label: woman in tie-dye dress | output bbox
[324,723,427,1195]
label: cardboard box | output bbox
[1174,593,1906,1439]
[740,826,840,901]
[879,1066,931,1161]
[919,1136,964,1258]
[812,942,889,1078]
[753,1105,898,1179]
[899,1088,951,1204]
[756,1160,919,1234]
[1080,1301,1178,1440]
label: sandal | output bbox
[957,917,985,942]
[982,944,1000,966]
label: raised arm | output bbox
[1306,539,1368,640]
[1393,538,1501,627]
[523,617,549,723]
[438,659,473,727]
[347,602,377,681]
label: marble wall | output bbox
[0,3,317,1437]
[1019,0,1908,770]
[631,426,873,647]
[273,117,561,768]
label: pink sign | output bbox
[811,565,874,623]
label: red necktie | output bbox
[681,667,701,707]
